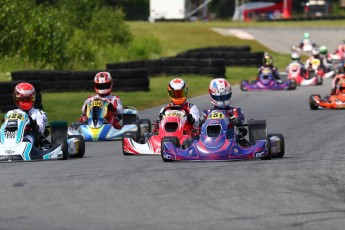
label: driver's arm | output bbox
[189,104,200,128]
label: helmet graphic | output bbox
[208,78,232,109]
[94,72,113,96]
[13,82,36,111]
[167,78,188,105]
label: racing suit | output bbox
[200,106,248,147]
[305,56,326,73]
[80,94,123,129]
[257,65,281,82]
[330,74,345,96]
[286,61,306,78]
[4,108,48,147]
[154,102,200,136]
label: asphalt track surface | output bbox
[2,28,345,230]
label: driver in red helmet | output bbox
[79,72,122,129]
[153,78,200,136]
[5,82,48,147]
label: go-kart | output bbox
[161,110,284,162]
[240,67,296,91]
[68,98,140,141]
[309,93,345,110]
[122,106,194,155]
[286,62,323,86]
[0,109,85,161]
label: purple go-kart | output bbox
[160,110,285,162]
[240,68,296,91]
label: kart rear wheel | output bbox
[161,137,180,162]
[51,121,69,160]
[267,134,285,158]
[287,79,297,90]
[309,95,320,110]
[68,135,85,158]
[122,131,139,155]
[240,80,248,91]
[261,137,272,160]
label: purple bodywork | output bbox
[161,110,269,161]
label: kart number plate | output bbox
[209,112,225,119]
[90,100,103,108]
[166,111,184,118]
[7,113,24,121]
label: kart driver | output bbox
[299,32,315,51]
[200,78,249,147]
[4,82,48,148]
[286,52,306,77]
[330,63,345,96]
[79,72,123,129]
[305,47,326,73]
[154,78,199,136]
[257,53,281,83]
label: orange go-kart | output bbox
[309,93,345,110]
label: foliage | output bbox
[87,7,132,46]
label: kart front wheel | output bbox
[51,121,69,160]
[161,137,180,162]
[68,135,85,158]
[240,80,248,91]
[267,134,284,158]
[287,79,297,90]
[309,94,320,110]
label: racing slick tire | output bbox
[287,79,297,90]
[51,121,69,160]
[122,131,139,155]
[261,137,272,160]
[267,134,285,158]
[68,135,85,158]
[161,137,180,162]
[240,80,248,91]
[309,94,320,110]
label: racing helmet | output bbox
[312,47,320,57]
[208,78,232,109]
[94,72,113,96]
[291,52,300,62]
[304,32,310,39]
[319,46,328,55]
[262,54,273,65]
[13,82,36,111]
[167,78,188,105]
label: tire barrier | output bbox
[107,58,226,78]
[0,81,43,112]
[11,69,149,92]
[175,49,264,67]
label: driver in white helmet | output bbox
[79,72,123,129]
[200,78,249,147]
[154,78,200,136]
[305,47,326,72]
[4,82,48,148]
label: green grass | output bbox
[4,19,340,122]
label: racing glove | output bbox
[186,114,195,124]
[29,119,39,132]
[229,115,239,125]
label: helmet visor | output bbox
[15,95,35,103]
[95,82,112,90]
[210,93,231,102]
[168,88,187,99]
